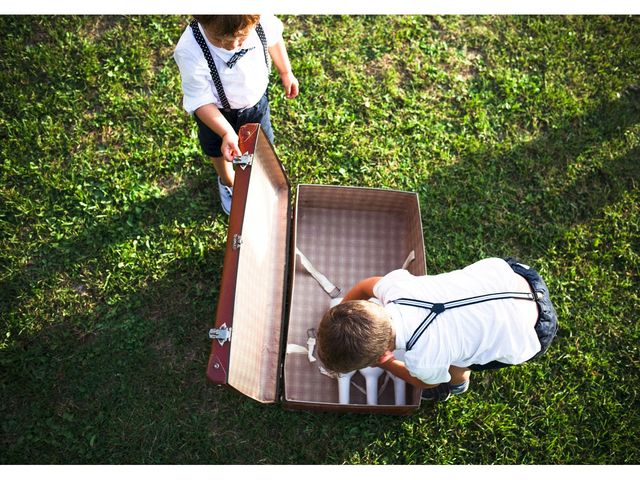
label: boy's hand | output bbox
[221,131,241,162]
[280,71,299,99]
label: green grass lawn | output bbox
[1,15,639,464]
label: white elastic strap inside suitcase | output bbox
[295,248,341,298]
[401,250,416,270]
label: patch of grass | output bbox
[1,15,639,464]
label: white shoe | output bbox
[217,177,233,215]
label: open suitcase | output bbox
[206,124,427,414]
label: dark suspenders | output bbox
[189,20,270,112]
[254,23,271,71]
[392,291,536,351]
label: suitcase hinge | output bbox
[209,323,232,346]
[232,234,242,250]
[232,153,253,170]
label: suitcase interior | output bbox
[283,184,426,411]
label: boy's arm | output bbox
[268,40,299,99]
[341,277,383,302]
[377,356,439,390]
[194,104,241,161]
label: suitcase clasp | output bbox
[209,323,232,346]
[232,153,253,170]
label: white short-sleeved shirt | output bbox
[173,15,284,114]
[373,258,541,385]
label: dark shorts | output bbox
[468,257,559,372]
[193,91,274,158]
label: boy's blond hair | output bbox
[316,300,393,373]
[193,15,261,38]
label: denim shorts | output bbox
[469,257,559,371]
[193,91,274,158]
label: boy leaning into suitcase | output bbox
[316,257,558,402]
[174,15,299,215]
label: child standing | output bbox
[174,15,299,214]
[316,257,558,402]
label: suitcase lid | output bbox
[206,124,291,403]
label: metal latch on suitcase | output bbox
[232,152,253,170]
[209,323,232,346]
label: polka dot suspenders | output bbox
[254,24,271,71]
[189,20,270,112]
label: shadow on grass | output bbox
[0,171,221,324]
[1,257,217,463]
[0,166,238,462]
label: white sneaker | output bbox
[217,177,233,215]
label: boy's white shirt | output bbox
[373,258,542,385]
[173,14,284,114]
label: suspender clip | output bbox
[432,303,445,314]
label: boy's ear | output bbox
[377,350,394,366]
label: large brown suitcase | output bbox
[206,124,427,414]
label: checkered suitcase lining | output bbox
[284,185,425,406]
[227,140,289,402]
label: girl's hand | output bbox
[221,131,241,162]
[280,71,299,99]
